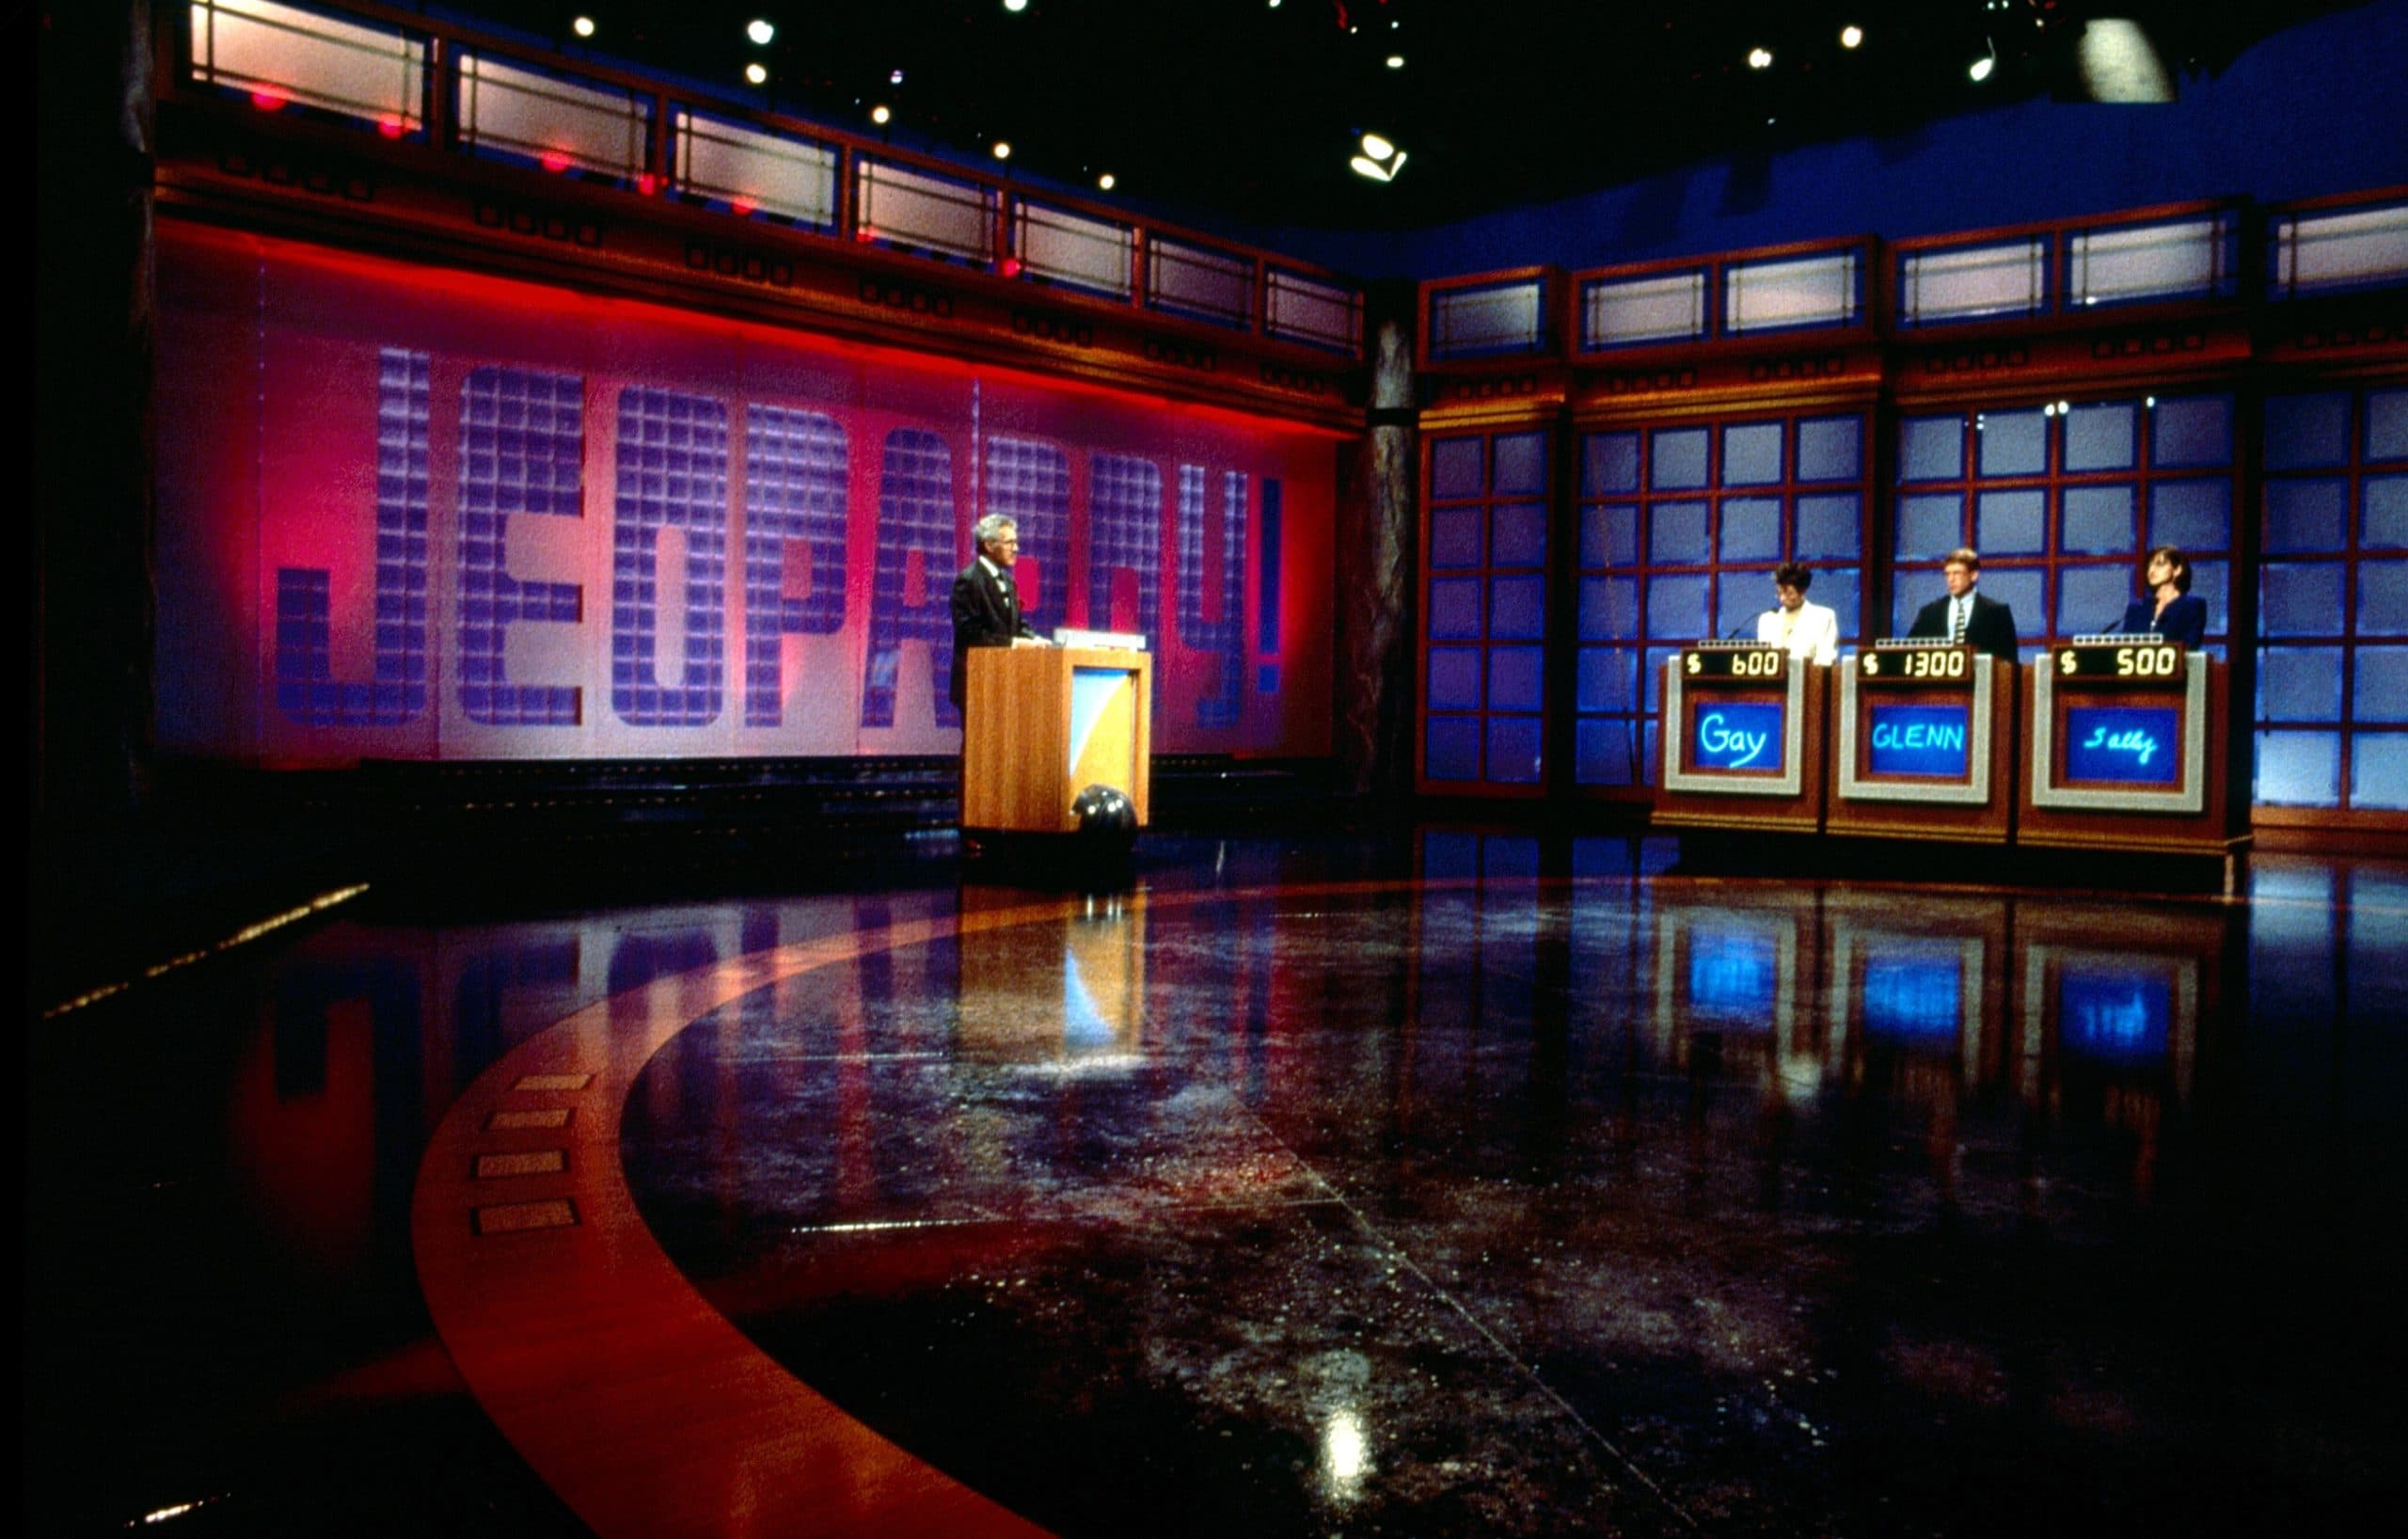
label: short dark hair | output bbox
[2147,546,2193,594]
[1772,562,1813,591]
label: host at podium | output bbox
[949,512,1048,712]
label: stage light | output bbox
[1969,46,1996,82]
[1351,132,1405,182]
[2075,19,2176,103]
[1386,55,1404,68]
[891,68,905,84]
[1840,24,1863,49]
[870,103,891,124]
[1005,0,1029,10]
[746,19,775,46]
[1098,172,1116,190]
[745,61,768,85]
[992,140,1012,160]
[572,15,595,40]
[1748,46,1773,70]
[1359,132,1394,160]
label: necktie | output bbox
[1950,598,1967,643]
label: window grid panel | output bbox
[1424,430,1548,788]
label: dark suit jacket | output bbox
[2118,594,2207,649]
[1908,590,2019,663]
[948,558,1038,709]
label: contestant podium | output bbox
[1828,641,2018,843]
[961,645,1151,833]
[2019,638,2241,857]
[1654,642,1828,833]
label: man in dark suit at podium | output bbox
[1908,547,2020,663]
[949,513,1046,711]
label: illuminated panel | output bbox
[2067,214,2236,309]
[1863,704,1971,778]
[862,428,958,729]
[1897,237,2050,326]
[1177,467,1247,728]
[672,109,836,228]
[1723,250,1859,335]
[984,437,1069,631]
[2055,958,2172,1064]
[457,367,582,726]
[1580,269,1707,349]
[610,388,727,726]
[1257,480,1282,695]
[1861,946,1965,1046]
[1428,279,1546,360]
[1067,666,1140,792]
[1086,454,1163,647]
[1011,199,1134,300]
[1264,269,1360,353]
[456,52,648,182]
[1685,923,1779,1031]
[1146,237,1253,330]
[1834,652,1997,805]
[2062,704,2182,785]
[741,405,848,727]
[274,347,429,727]
[1660,654,1805,795]
[855,157,996,263]
[2271,200,2408,298]
[189,0,426,130]
[1688,701,1785,772]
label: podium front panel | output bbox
[1828,643,2015,843]
[2019,644,2232,854]
[1654,644,1826,833]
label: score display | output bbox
[2053,642,2187,681]
[1861,647,1969,681]
[1683,647,1788,681]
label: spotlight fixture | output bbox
[746,19,775,46]
[870,103,891,124]
[571,15,595,40]
[1969,41,1997,82]
[1350,131,1405,182]
[1098,172,1116,191]
[891,68,906,85]
[991,140,1012,160]
[745,61,768,85]
[1840,24,1863,49]
[1748,46,1773,70]
[1386,55,1404,69]
[1005,0,1028,10]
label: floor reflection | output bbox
[25,833,2408,1537]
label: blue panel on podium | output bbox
[1866,704,1972,777]
[1690,702,1785,773]
[2063,706,2182,785]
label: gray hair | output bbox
[973,513,1018,550]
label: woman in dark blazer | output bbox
[2116,546,2207,648]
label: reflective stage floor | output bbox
[26,831,2408,1536]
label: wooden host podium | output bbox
[962,645,1151,833]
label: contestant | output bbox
[1907,547,2019,662]
[948,513,1046,712]
[2113,546,2207,648]
[1756,562,1839,664]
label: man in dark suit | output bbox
[1907,547,2019,663]
[949,513,1044,711]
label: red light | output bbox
[249,87,287,111]
[999,258,1023,278]
[730,197,756,216]
[635,173,659,196]
[376,116,404,139]
[539,151,571,174]
[855,226,878,243]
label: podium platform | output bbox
[962,646,1151,833]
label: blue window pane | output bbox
[1584,432,1640,496]
[2365,475,2408,548]
[1421,830,1479,876]
[1795,493,1861,560]
[2260,562,2346,637]
[1489,575,1546,639]
[1651,426,1711,490]
[1576,646,1638,712]
[1646,574,1710,640]
[1488,645,1545,712]
[1719,497,1782,563]
[1798,416,1861,483]
[1900,416,1963,482]
[1717,576,1770,640]
[2061,484,2137,553]
[2149,479,2231,552]
[2258,646,2345,721]
[1722,421,1783,484]
[1427,646,1482,710]
[2255,730,2340,807]
[2064,402,2138,471]
[1585,504,1639,569]
[2265,478,2349,552]
[1429,577,1482,639]
[2370,389,2408,462]
[2357,647,2408,722]
[1976,489,2047,554]
[1430,506,1482,568]
[1431,437,1484,499]
[1977,408,2048,477]
[1804,566,1860,642]
[1898,492,1963,559]
[1641,720,1661,786]
[1580,575,1639,640]
[1487,716,1545,783]
[1482,836,1541,880]
[2361,560,2408,635]
[1649,500,1710,564]
[1426,717,1481,782]
[2353,734,2408,809]
[2188,561,2227,634]
[1643,648,1679,711]
[1576,718,1640,786]
[1978,568,2044,647]
[2265,392,2353,470]
[1892,579,1933,639]
[1493,432,1547,495]
[2059,564,2132,636]
[2152,395,2232,468]
[1491,502,1547,566]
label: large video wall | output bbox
[154,223,1336,765]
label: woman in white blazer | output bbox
[1754,561,1839,665]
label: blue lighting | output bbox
[1690,702,1784,772]
[2064,706,2181,785]
[2058,962,2171,1063]
[1866,704,1972,778]
[1687,926,1777,1026]
[1861,953,1961,1043]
